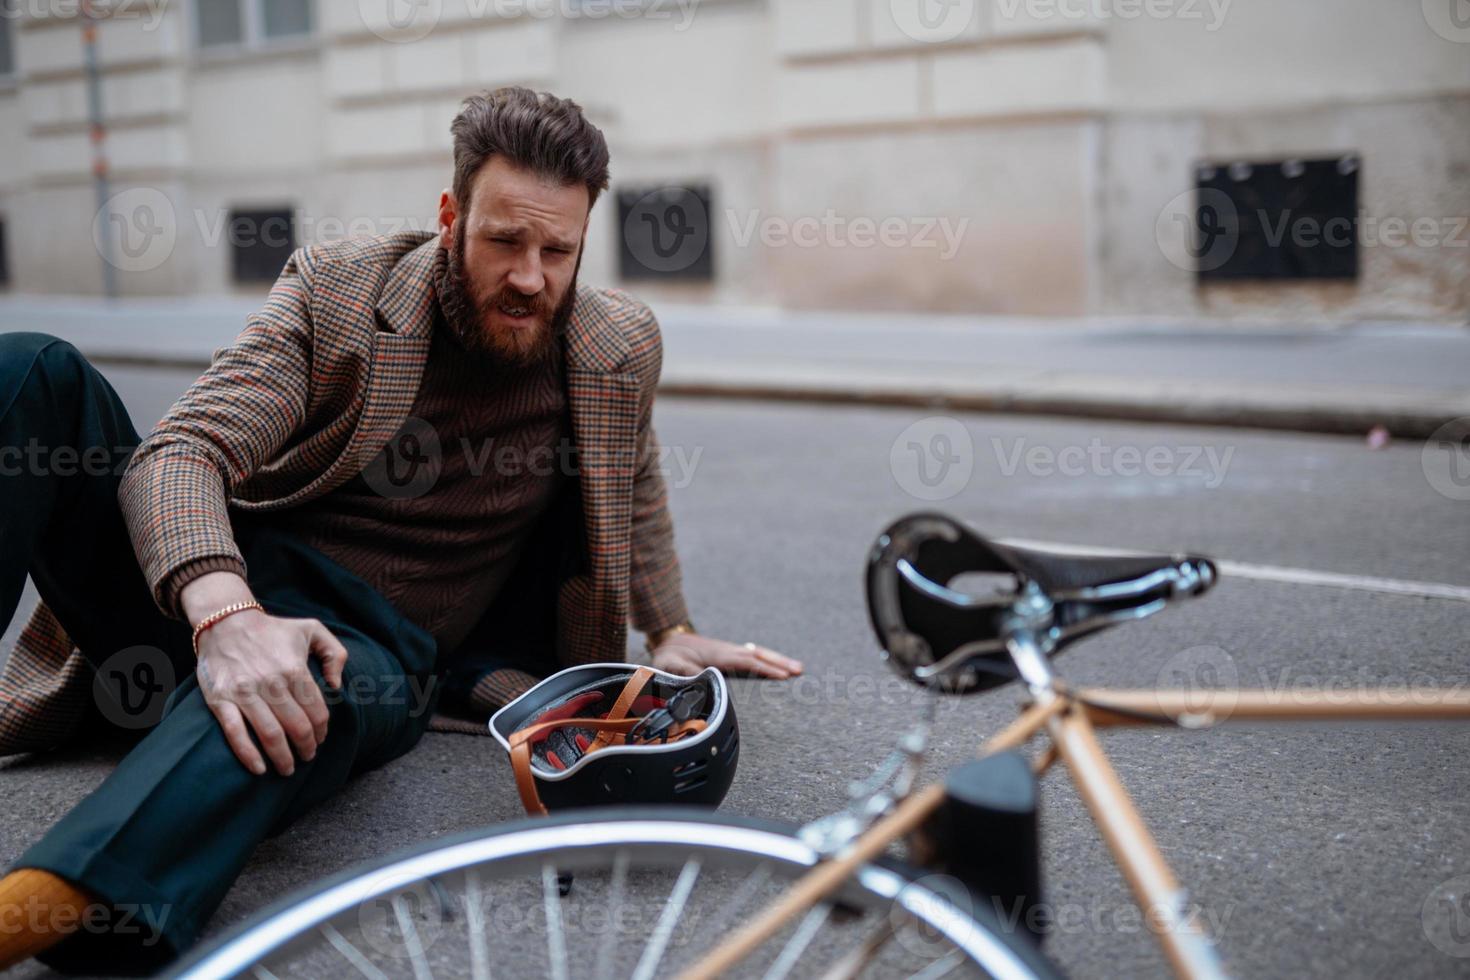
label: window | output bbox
[0,6,14,78]
[1194,156,1360,282]
[616,183,716,282]
[195,0,313,50]
[229,207,295,284]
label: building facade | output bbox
[0,0,1465,319]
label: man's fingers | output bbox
[271,688,319,764]
[307,621,349,690]
[297,672,331,746]
[240,698,296,777]
[656,650,700,676]
[210,701,267,776]
[753,647,804,675]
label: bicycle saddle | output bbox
[867,512,1217,694]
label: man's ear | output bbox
[437,189,456,249]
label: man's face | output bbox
[437,156,590,364]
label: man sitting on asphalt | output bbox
[0,85,802,973]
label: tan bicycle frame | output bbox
[679,685,1470,980]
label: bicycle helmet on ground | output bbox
[489,664,739,816]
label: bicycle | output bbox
[166,511,1470,980]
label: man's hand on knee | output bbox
[183,572,349,776]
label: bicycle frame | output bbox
[679,682,1470,980]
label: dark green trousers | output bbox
[0,332,441,974]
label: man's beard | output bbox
[437,224,580,367]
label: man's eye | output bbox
[492,237,517,246]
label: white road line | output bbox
[998,538,1470,603]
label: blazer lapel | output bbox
[563,286,640,658]
[341,239,438,482]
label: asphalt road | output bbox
[3,362,1469,979]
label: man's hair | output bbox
[450,87,611,214]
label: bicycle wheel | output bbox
[166,808,1062,980]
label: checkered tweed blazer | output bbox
[0,232,689,754]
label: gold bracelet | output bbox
[646,621,696,655]
[191,600,264,656]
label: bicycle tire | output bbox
[166,807,1063,980]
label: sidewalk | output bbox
[1,293,1466,438]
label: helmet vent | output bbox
[673,759,709,794]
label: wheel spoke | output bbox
[906,948,966,980]
[631,857,703,980]
[818,919,898,980]
[464,867,492,980]
[320,923,391,980]
[762,903,832,980]
[542,863,569,980]
[593,850,630,980]
[391,893,434,980]
[697,863,772,940]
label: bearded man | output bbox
[0,86,801,973]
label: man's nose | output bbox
[506,251,545,296]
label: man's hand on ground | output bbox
[650,632,804,680]
[183,572,349,777]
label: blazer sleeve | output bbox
[118,249,317,618]
[626,308,692,637]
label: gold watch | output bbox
[646,621,696,655]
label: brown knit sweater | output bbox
[167,275,571,655]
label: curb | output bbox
[79,352,1462,440]
[656,381,1464,440]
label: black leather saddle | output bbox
[867,512,1217,694]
